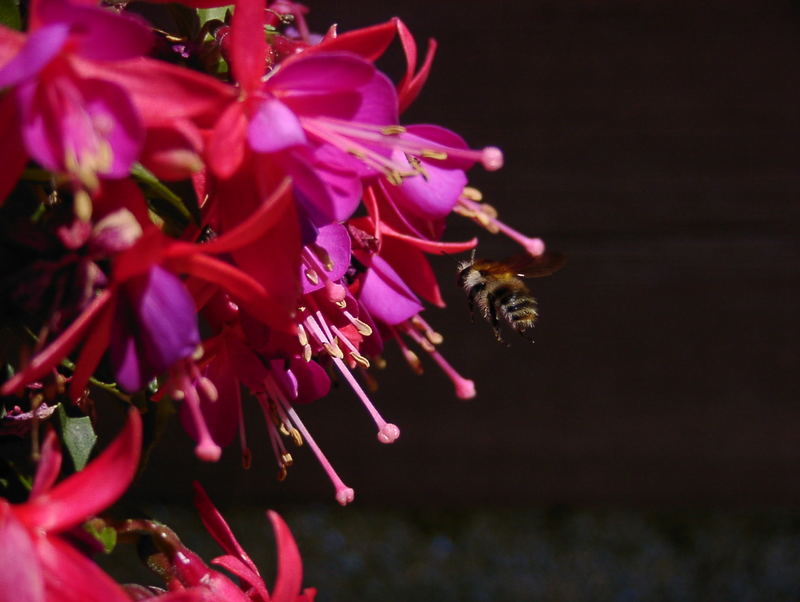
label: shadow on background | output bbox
[114,1,800,600]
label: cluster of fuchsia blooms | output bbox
[0,0,548,598]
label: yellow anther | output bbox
[281,452,294,466]
[462,186,483,201]
[335,299,347,308]
[348,149,366,159]
[385,171,404,186]
[324,340,344,359]
[374,355,387,370]
[297,324,309,346]
[381,125,407,135]
[305,269,320,285]
[278,422,291,436]
[352,318,372,336]
[350,351,370,368]
[303,344,312,362]
[289,428,303,446]
[277,465,288,481]
[421,149,447,160]
[73,189,93,222]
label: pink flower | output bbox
[0,409,142,602]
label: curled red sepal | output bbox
[396,19,437,113]
[306,18,398,62]
[268,510,304,602]
[0,290,113,396]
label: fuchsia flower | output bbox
[0,409,141,602]
[1,181,295,403]
[192,482,316,601]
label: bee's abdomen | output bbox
[492,284,538,328]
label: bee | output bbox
[457,250,565,343]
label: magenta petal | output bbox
[0,504,44,602]
[315,223,351,275]
[269,52,375,93]
[393,149,467,219]
[357,254,423,325]
[290,358,330,404]
[248,97,306,153]
[19,74,143,179]
[350,70,399,125]
[0,23,68,88]
[36,0,153,61]
[110,266,199,392]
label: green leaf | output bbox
[84,521,118,554]
[131,163,197,235]
[0,0,21,30]
[57,405,97,471]
[198,6,233,26]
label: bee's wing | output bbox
[506,251,566,278]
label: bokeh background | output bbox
[112,1,800,599]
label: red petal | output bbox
[192,482,259,575]
[188,177,292,255]
[230,0,267,94]
[381,220,478,254]
[68,294,116,402]
[1,290,113,396]
[309,18,397,62]
[169,253,294,332]
[0,24,25,67]
[30,429,62,498]
[37,536,130,602]
[267,511,303,602]
[207,102,248,179]
[71,55,235,124]
[380,237,445,308]
[211,556,269,602]
[0,93,27,204]
[17,409,141,533]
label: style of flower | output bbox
[0,409,142,602]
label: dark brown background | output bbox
[130,0,800,508]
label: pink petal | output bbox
[0,503,44,602]
[248,97,307,153]
[17,409,141,533]
[356,253,423,325]
[37,536,130,602]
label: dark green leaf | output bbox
[57,405,97,471]
[0,0,21,30]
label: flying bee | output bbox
[457,250,566,343]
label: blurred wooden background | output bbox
[128,0,800,508]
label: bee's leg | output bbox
[486,293,508,346]
[467,283,485,324]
